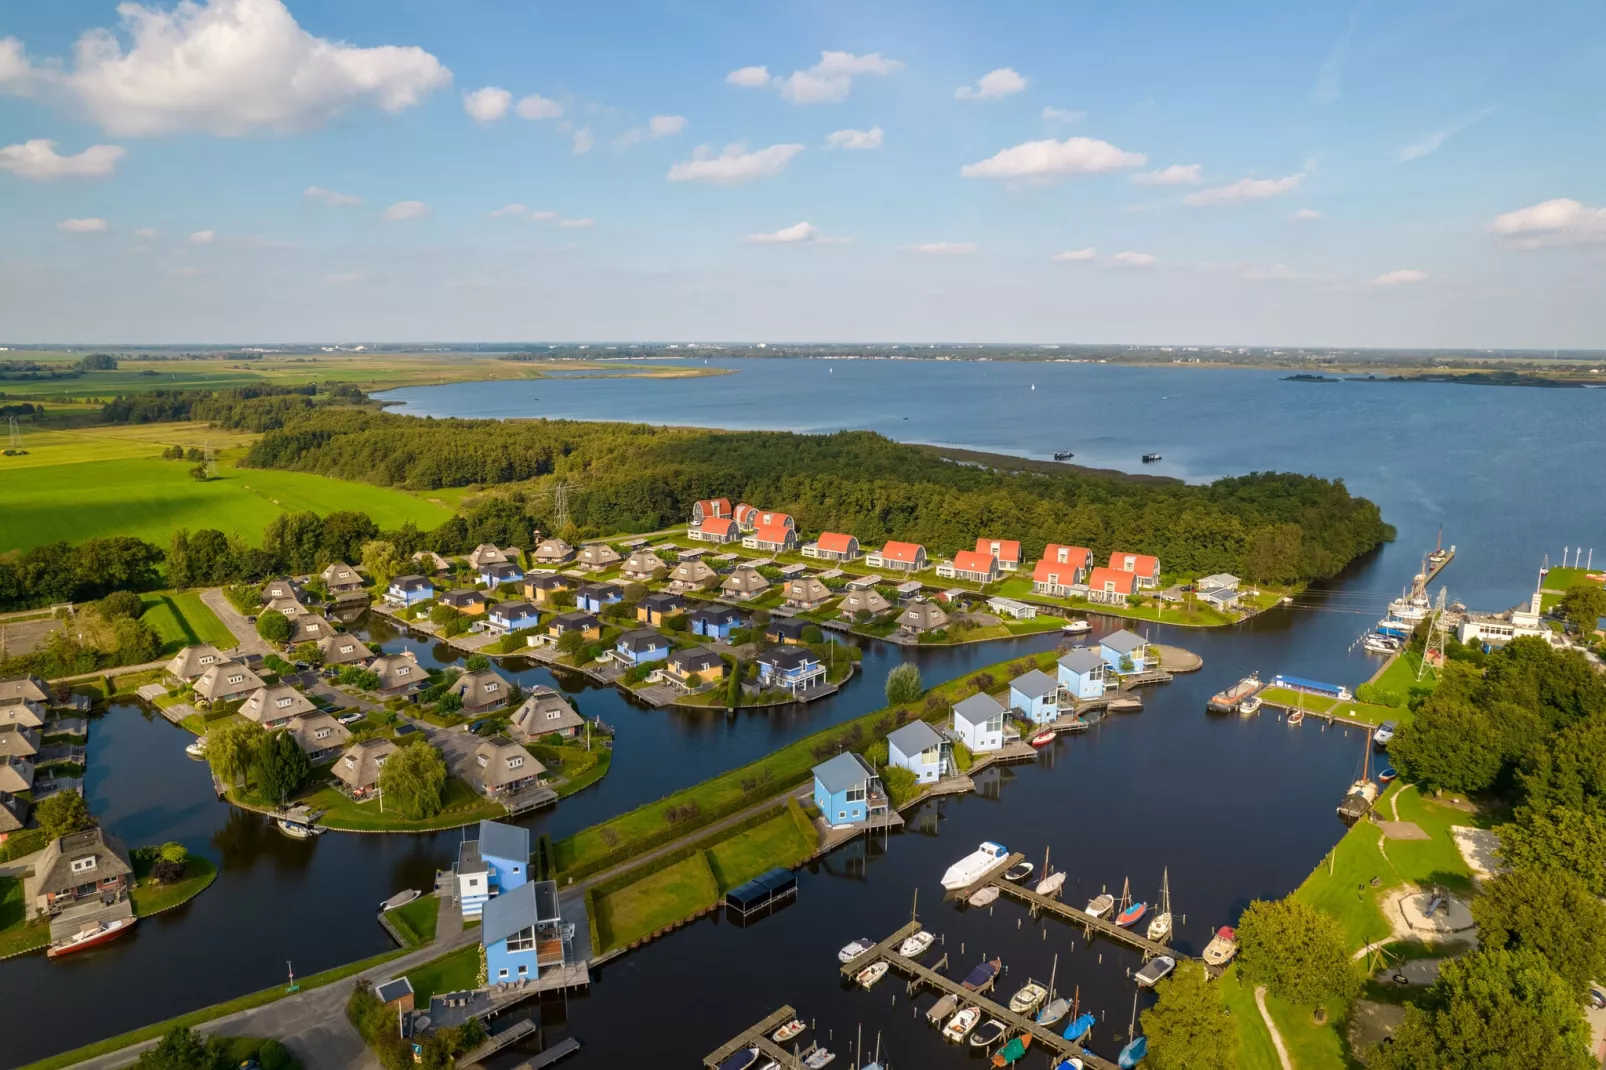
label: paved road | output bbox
[200,587,275,659]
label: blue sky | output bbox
[1,0,1602,346]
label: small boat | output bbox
[838,937,874,963]
[1373,720,1398,747]
[969,885,1000,908]
[759,1062,779,1070]
[856,961,889,989]
[1029,727,1056,747]
[1237,694,1262,715]
[184,737,207,759]
[1053,451,1075,460]
[1054,1060,1085,1070]
[1207,674,1262,712]
[771,1020,805,1043]
[969,1020,1008,1048]
[1035,871,1066,898]
[1378,766,1397,785]
[943,1007,980,1042]
[926,993,960,1023]
[717,1048,759,1070]
[47,916,135,958]
[1338,735,1379,821]
[1135,955,1175,987]
[1362,634,1400,654]
[942,841,1010,890]
[992,1034,1033,1066]
[1009,981,1048,1014]
[1286,708,1304,726]
[1062,1012,1096,1042]
[962,957,1002,991]
[1202,926,1238,967]
[378,889,421,913]
[1085,893,1115,919]
[1061,619,1091,634]
[1003,860,1035,883]
[276,807,324,839]
[899,930,935,958]
[1118,1035,1149,1068]
[1115,900,1148,928]
[802,1049,835,1069]
[1141,453,1162,463]
[1036,997,1071,1026]
[1146,868,1173,943]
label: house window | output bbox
[507,757,524,769]
[845,787,866,803]
[228,674,244,684]
[276,697,294,708]
[507,925,536,951]
[315,727,331,740]
[517,964,528,976]
[484,683,499,694]
[498,968,509,979]
[71,857,96,874]
[340,645,354,654]
[838,811,847,819]
[396,666,411,677]
[467,878,478,887]
[200,655,215,665]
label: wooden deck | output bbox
[459,1018,537,1065]
[985,858,1180,963]
[702,1004,810,1070]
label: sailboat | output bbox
[1287,690,1305,726]
[1062,985,1095,1043]
[1113,878,1148,928]
[1035,846,1066,898]
[1118,991,1148,1068]
[1337,734,1379,821]
[1036,953,1070,1025]
[1146,868,1173,943]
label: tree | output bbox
[322,511,379,566]
[378,741,448,819]
[1560,582,1606,638]
[556,630,587,656]
[429,603,461,628]
[293,640,322,665]
[206,717,262,789]
[1370,947,1594,1070]
[726,660,744,707]
[1236,897,1359,1007]
[262,510,324,573]
[1471,866,1606,994]
[112,616,163,664]
[1388,695,1507,793]
[159,841,188,864]
[1497,805,1606,897]
[255,609,292,645]
[96,589,146,621]
[360,539,403,591]
[885,662,923,705]
[258,730,312,806]
[132,1025,223,1070]
[437,692,463,717]
[465,653,491,671]
[36,789,94,839]
[1141,962,1239,1069]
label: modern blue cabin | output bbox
[1099,629,1151,674]
[689,605,743,641]
[482,878,567,984]
[811,751,886,828]
[886,720,952,784]
[576,583,623,614]
[455,819,530,918]
[614,629,670,667]
[1057,648,1107,700]
[386,575,434,607]
[1009,669,1061,725]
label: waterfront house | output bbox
[691,498,732,524]
[576,582,623,614]
[845,574,883,591]
[811,751,887,829]
[783,577,832,610]
[0,675,54,708]
[487,601,541,635]
[164,644,228,684]
[479,561,525,588]
[385,575,435,607]
[0,726,40,760]
[733,503,760,531]
[450,669,513,715]
[987,596,1037,620]
[547,611,603,641]
[319,633,371,667]
[438,590,488,616]
[887,720,953,785]
[1057,648,1107,700]
[1100,630,1152,674]
[689,604,744,640]
[523,573,577,604]
[531,537,575,565]
[288,612,334,645]
[667,559,719,592]
[664,648,724,688]
[240,684,318,729]
[0,792,28,839]
[1033,545,1093,595]
[31,827,132,916]
[896,599,949,636]
[614,629,671,667]
[371,651,424,697]
[468,544,520,571]
[621,549,668,582]
[721,567,771,601]
[1197,585,1241,611]
[577,542,623,572]
[321,562,364,594]
[0,701,45,730]
[264,596,305,619]
[331,737,396,797]
[456,819,531,918]
[866,541,928,573]
[937,550,1001,584]
[411,550,451,574]
[1084,566,1138,606]
[1198,573,1240,592]
[802,532,861,562]
[1009,670,1061,724]
[261,578,300,604]
[838,588,891,619]
[744,521,799,553]
[977,538,1023,572]
[952,692,1007,753]
[757,647,827,695]
[509,687,585,741]
[765,617,810,645]
[1108,551,1161,589]
[482,878,567,983]
[0,756,32,794]
[689,516,741,544]
[473,737,546,801]
[193,661,266,705]
[636,592,684,626]
[286,711,352,762]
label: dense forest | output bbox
[240,408,1392,583]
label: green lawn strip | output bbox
[594,853,720,952]
[0,875,50,958]
[138,591,236,655]
[1257,688,1401,727]
[1292,809,1395,952]
[532,742,611,797]
[130,856,219,916]
[1366,651,1437,706]
[386,895,440,948]
[298,776,505,832]
[703,809,813,891]
[1217,966,1284,1070]
[403,944,481,1004]
[1262,990,1350,1069]
[15,947,409,1070]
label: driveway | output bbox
[200,587,274,658]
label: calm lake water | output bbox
[5,360,1603,1066]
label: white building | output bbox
[951,692,1006,753]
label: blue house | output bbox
[385,575,434,607]
[886,720,952,785]
[482,878,567,985]
[576,582,623,614]
[689,605,744,641]
[455,819,530,918]
[757,647,827,695]
[1057,648,1107,700]
[1009,669,1061,725]
[1099,629,1151,674]
[487,600,541,634]
[479,561,525,588]
[811,751,887,829]
[951,692,1006,753]
[614,629,670,667]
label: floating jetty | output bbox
[1207,674,1262,713]
[702,1005,812,1070]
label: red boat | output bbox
[1115,901,1148,928]
[47,916,136,958]
[1028,728,1056,747]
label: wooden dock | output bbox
[460,1018,538,1064]
[702,1005,809,1070]
[839,921,1117,1070]
[984,858,1179,963]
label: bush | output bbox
[1355,682,1404,707]
[256,609,292,644]
[885,662,923,705]
[881,764,919,808]
[151,857,187,884]
[465,653,490,671]
[258,1039,296,1070]
[159,841,188,863]
[97,590,146,621]
[437,692,463,717]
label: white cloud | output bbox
[572,128,594,154]
[744,222,819,244]
[323,272,364,286]
[903,241,976,255]
[134,227,158,238]
[514,93,562,120]
[960,137,1145,180]
[1399,106,1496,162]
[0,139,124,180]
[955,67,1027,101]
[1112,251,1157,266]
[557,217,594,229]
[1312,9,1359,105]
[488,204,527,219]
[463,86,511,122]
[0,36,44,96]
[1292,208,1322,222]
[58,0,451,136]
[529,210,558,221]
[1132,163,1202,186]
[304,185,361,207]
[1051,247,1097,261]
[383,200,427,221]
[188,229,215,244]
[731,51,902,104]
[725,65,772,88]
[1183,173,1305,206]
[649,114,687,137]
[1488,198,1606,249]
[1042,106,1085,124]
[1373,269,1426,285]
[667,142,804,184]
[57,217,109,233]
[824,127,883,150]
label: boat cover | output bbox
[994,1037,1030,1064]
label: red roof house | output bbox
[975,538,1022,570]
[1108,551,1161,588]
[1086,566,1139,604]
[939,549,1000,583]
[806,532,861,561]
[692,498,731,524]
[871,541,928,572]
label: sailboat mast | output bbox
[1049,952,1058,1000]
[1128,988,1139,1040]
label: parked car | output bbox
[336,711,363,725]
[1373,721,1397,748]
[1591,989,1606,1009]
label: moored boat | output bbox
[276,810,324,839]
[772,1020,806,1043]
[1035,871,1066,898]
[1337,735,1379,821]
[1134,955,1175,987]
[926,993,960,1023]
[1237,694,1262,715]
[942,841,1010,891]
[1053,1060,1085,1070]
[1286,708,1304,725]
[47,916,135,958]
[1115,900,1147,928]
[1003,860,1035,883]
[899,930,935,958]
[1146,868,1173,942]
[837,937,874,963]
[802,1048,835,1069]
[1378,766,1397,785]
[1036,997,1071,1026]
[1202,926,1238,966]
[1029,727,1056,747]
[1085,893,1115,919]
[942,1007,980,1042]
[717,1048,759,1070]
[184,737,207,759]
[1207,674,1262,713]
[969,1020,1008,1048]
[1062,1012,1096,1042]
[1008,981,1048,1014]
[856,961,888,989]
[969,885,1000,908]
[1061,619,1091,634]
[991,1034,1032,1067]
[1118,1035,1148,1068]
[962,957,1002,991]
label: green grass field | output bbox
[703,810,814,890]
[403,945,481,1004]
[0,875,49,959]
[1217,966,1284,1070]
[1258,687,1402,727]
[594,853,719,951]
[386,895,439,947]
[140,592,236,653]
[299,776,505,833]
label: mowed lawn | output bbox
[140,592,236,653]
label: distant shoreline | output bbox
[1282,370,1589,389]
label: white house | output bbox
[951,692,1006,753]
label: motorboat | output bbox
[1061,619,1091,635]
[1373,721,1397,748]
[1053,1060,1085,1070]
[899,930,935,958]
[1035,871,1066,898]
[1207,674,1262,713]
[856,961,889,989]
[47,916,135,958]
[1008,982,1048,1014]
[276,809,324,839]
[926,993,960,1023]
[1286,708,1304,726]
[1141,453,1162,463]
[184,737,207,759]
[969,885,1000,908]
[991,1034,1032,1067]
[1237,695,1263,715]
[378,889,421,913]
[716,1048,759,1070]
[969,1020,1008,1048]
[942,1007,980,1042]
[1378,766,1398,785]
[837,937,874,963]
[1029,727,1056,747]
[1036,997,1071,1026]
[1362,634,1400,654]
[942,842,1010,890]
[1003,860,1035,883]
[758,1061,779,1070]
[772,1020,806,1043]
[1118,1035,1149,1068]
[1085,893,1115,919]
[1062,1012,1096,1042]
[1134,955,1176,987]
[802,1049,836,1069]
[1114,900,1148,928]
[1202,926,1238,967]
[962,958,1002,991]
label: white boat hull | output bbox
[941,842,1009,890]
